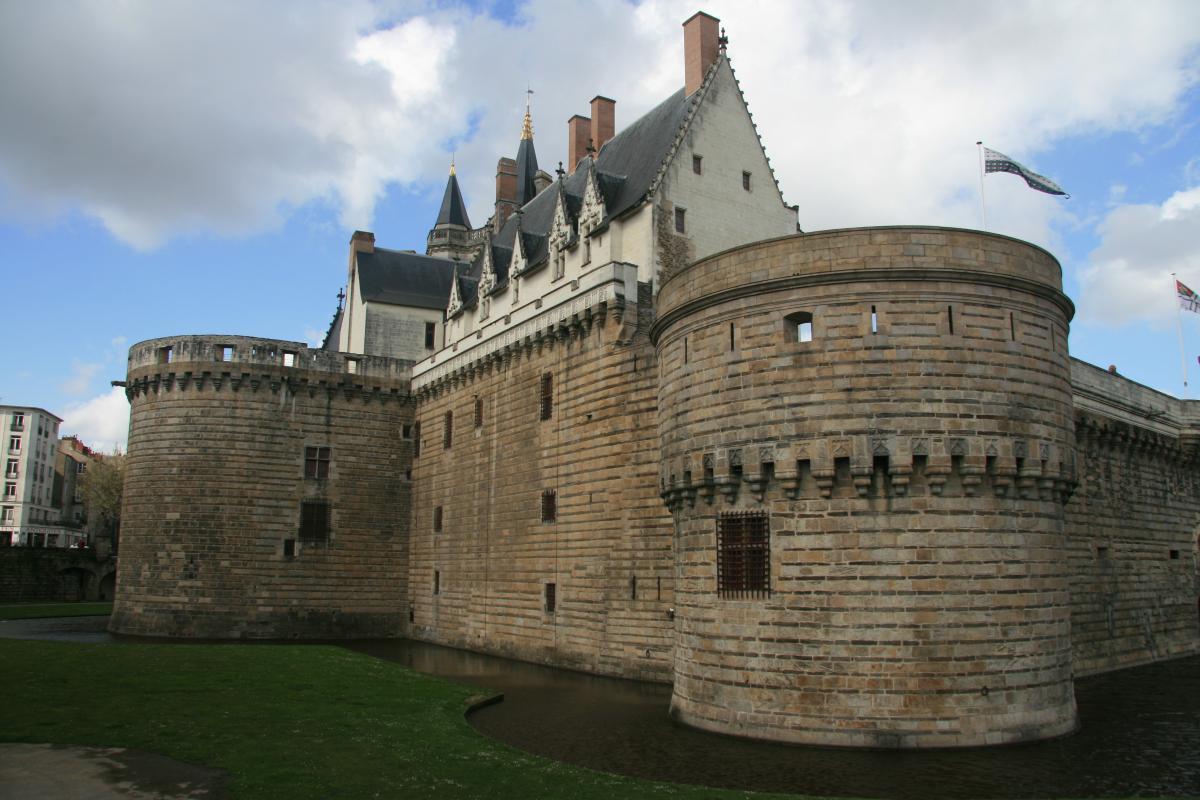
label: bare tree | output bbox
[79,453,125,553]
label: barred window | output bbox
[540,372,553,421]
[304,446,330,479]
[299,500,331,543]
[433,505,443,533]
[434,570,440,595]
[541,489,557,523]
[545,582,557,613]
[474,396,483,428]
[443,411,453,449]
[717,511,770,598]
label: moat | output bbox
[5,616,1198,799]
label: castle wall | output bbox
[1065,360,1200,675]
[654,227,1080,747]
[410,286,676,681]
[111,335,413,639]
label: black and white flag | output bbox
[983,147,1069,197]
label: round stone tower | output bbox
[111,335,414,639]
[653,227,1079,748]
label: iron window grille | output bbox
[545,582,557,613]
[474,396,483,428]
[299,500,331,543]
[716,511,770,598]
[541,489,557,523]
[540,372,553,421]
[304,446,331,479]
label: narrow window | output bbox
[785,311,813,343]
[870,305,878,334]
[299,500,331,543]
[540,373,553,421]
[3,482,15,498]
[443,411,453,449]
[1009,312,1016,341]
[545,582,557,613]
[1096,544,1109,559]
[583,238,591,265]
[433,506,443,533]
[9,436,20,452]
[692,155,703,174]
[434,570,440,595]
[541,489,557,523]
[630,574,637,600]
[413,422,421,457]
[729,322,736,351]
[717,511,770,598]
[402,424,412,439]
[657,576,662,600]
[304,446,331,479]
[674,207,686,234]
[742,171,751,191]
[683,336,688,364]
[283,539,296,558]
[474,396,484,428]
[157,346,174,364]
[948,305,955,335]
[425,321,436,350]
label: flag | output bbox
[1177,280,1200,313]
[983,147,1069,197]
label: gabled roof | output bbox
[435,171,471,229]
[357,248,458,310]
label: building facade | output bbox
[110,12,1200,748]
[0,405,87,548]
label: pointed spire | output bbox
[514,89,539,206]
[449,155,456,176]
[521,88,534,141]
[435,165,471,229]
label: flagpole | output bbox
[1172,272,1189,397]
[976,141,988,230]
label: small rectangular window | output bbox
[541,489,557,523]
[545,582,557,613]
[425,322,436,350]
[433,505,443,533]
[282,351,296,367]
[216,345,234,362]
[157,346,174,364]
[871,305,878,334]
[8,437,19,452]
[474,396,483,429]
[434,570,440,595]
[948,305,955,335]
[692,155,702,174]
[304,446,331,479]
[729,322,735,351]
[402,424,412,439]
[283,539,296,558]
[785,311,814,343]
[299,500,330,543]
[1169,549,1180,560]
[346,357,359,374]
[742,171,751,190]
[674,207,686,234]
[443,411,453,449]
[540,373,553,421]
[3,482,15,498]
[717,511,770,598]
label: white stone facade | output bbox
[0,405,81,547]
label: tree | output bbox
[79,453,125,553]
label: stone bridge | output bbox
[0,548,118,603]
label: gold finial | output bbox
[449,153,456,176]
[521,88,534,140]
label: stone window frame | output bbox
[692,154,703,174]
[544,582,557,613]
[304,446,331,480]
[784,311,814,343]
[433,505,443,533]
[443,411,453,449]
[674,206,687,234]
[541,489,557,523]
[540,372,554,421]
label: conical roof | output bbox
[435,169,471,229]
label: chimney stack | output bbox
[683,11,720,96]
[350,230,375,254]
[590,96,616,155]
[567,114,592,175]
[495,157,518,229]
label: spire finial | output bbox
[449,152,456,176]
[718,26,728,52]
[521,88,534,140]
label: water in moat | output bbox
[6,616,1198,799]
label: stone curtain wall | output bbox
[111,335,414,639]
[654,228,1079,748]
[410,287,675,681]
[1066,362,1200,675]
[0,548,114,602]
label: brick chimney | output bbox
[350,230,375,254]
[567,114,592,175]
[590,96,615,154]
[495,157,518,229]
[683,11,720,96]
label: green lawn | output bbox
[0,601,113,620]
[0,640,804,800]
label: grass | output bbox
[0,601,113,620]
[0,639,805,800]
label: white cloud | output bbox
[60,361,103,396]
[0,0,1197,255]
[59,387,130,453]
[1078,186,1200,326]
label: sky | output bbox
[1,0,1199,452]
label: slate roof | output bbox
[321,307,343,350]
[515,136,539,207]
[453,84,693,312]
[357,248,458,310]
[435,172,471,228]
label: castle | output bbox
[111,12,1200,749]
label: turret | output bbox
[426,162,481,262]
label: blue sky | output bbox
[1,0,1198,450]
